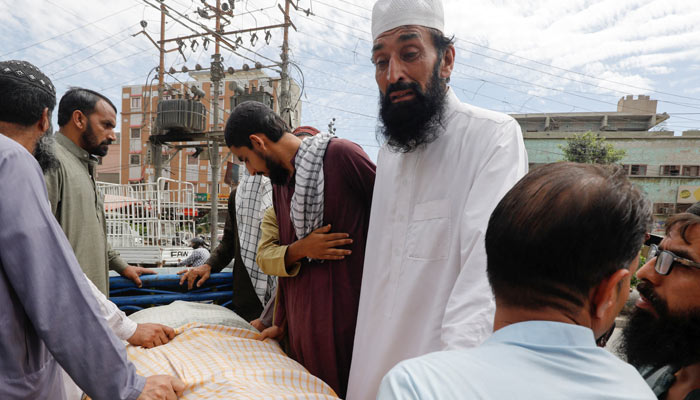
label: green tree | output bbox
[559,131,626,164]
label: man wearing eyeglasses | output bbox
[620,213,700,400]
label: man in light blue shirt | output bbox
[378,162,657,399]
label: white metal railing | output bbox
[97,178,196,248]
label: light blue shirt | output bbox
[378,320,656,400]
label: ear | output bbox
[591,268,630,319]
[38,108,50,133]
[249,134,266,152]
[439,45,455,80]
[72,109,85,130]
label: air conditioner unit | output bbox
[155,99,207,134]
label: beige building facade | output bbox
[97,69,301,201]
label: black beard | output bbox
[83,120,112,157]
[263,152,291,186]
[378,62,447,153]
[619,280,700,368]
[33,124,60,172]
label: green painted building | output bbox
[514,96,700,234]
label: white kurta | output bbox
[347,89,528,400]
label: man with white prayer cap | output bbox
[346,1,528,398]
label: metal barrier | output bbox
[109,272,233,313]
[97,178,198,265]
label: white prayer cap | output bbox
[371,0,445,41]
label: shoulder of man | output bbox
[324,137,371,160]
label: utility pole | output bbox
[208,0,223,249]
[153,1,166,181]
[279,0,292,127]
[137,0,298,247]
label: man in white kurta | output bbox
[346,1,528,398]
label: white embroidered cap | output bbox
[371,0,445,41]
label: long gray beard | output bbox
[34,125,60,173]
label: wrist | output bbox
[285,241,305,266]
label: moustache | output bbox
[384,81,422,100]
[636,280,667,315]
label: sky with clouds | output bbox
[2,0,700,161]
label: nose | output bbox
[637,256,658,283]
[107,128,117,142]
[386,55,405,85]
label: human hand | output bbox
[297,225,353,260]
[121,265,157,288]
[137,375,185,400]
[128,323,176,348]
[258,325,284,341]
[177,264,212,290]
[250,318,267,331]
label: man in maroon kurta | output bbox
[224,101,375,397]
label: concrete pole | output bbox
[279,0,292,126]
[209,0,223,249]
[153,2,166,182]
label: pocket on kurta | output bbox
[405,199,450,261]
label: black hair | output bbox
[485,162,652,313]
[428,28,455,82]
[57,87,117,127]
[665,212,700,245]
[224,101,289,148]
[428,28,455,59]
[0,75,55,126]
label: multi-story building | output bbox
[97,69,301,203]
[519,95,700,233]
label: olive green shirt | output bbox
[44,133,128,295]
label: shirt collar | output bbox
[443,86,460,118]
[487,320,598,348]
[56,132,99,165]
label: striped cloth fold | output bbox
[290,132,333,241]
[122,322,339,399]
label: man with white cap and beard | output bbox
[347,0,528,398]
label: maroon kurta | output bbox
[273,138,375,397]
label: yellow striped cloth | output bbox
[126,323,338,399]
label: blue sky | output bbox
[2,0,700,161]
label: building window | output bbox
[660,165,681,176]
[682,166,700,177]
[131,97,141,109]
[628,164,647,176]
[130,128,141,139]
[188,154,198,165]
[677,204,693,213]
[130,154,141,165]
[653,203,675,215]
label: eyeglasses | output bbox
[647,244,700,275]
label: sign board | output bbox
[677,186,700,204]
[195,192,209,202]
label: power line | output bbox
[301,99,375,118]
[53,48,154,82]
[40,24,138,68]
[454,39,700,104]
[1,3,141,57]
[322,0,700,104]
[313,0,370,20]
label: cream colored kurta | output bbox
[347,89,528,400]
